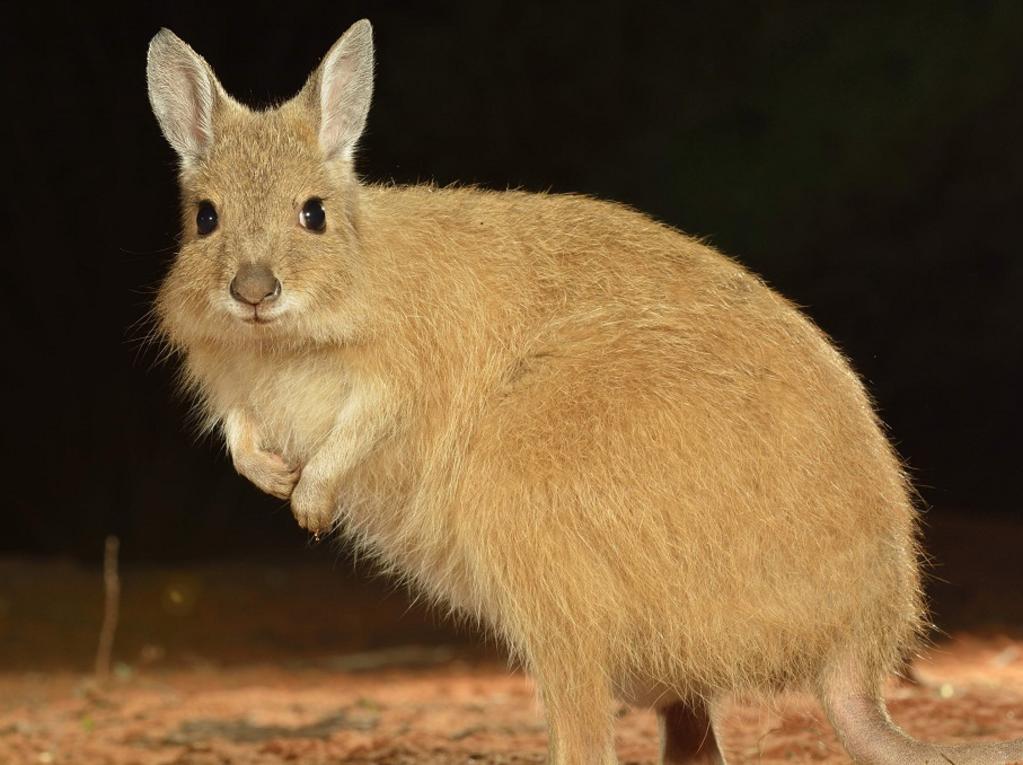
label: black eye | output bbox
[299,197,326,232]
[196,201,218,236]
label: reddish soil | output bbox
[1,514,1021,763]
[2,637,1023,764]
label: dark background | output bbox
[1,2,1020,565]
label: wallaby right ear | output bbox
[303,20,375,162]
[146,29,223,166]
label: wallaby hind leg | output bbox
[537,670,618,765]
[658,701,725,765]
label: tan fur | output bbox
[147,22,1023,765]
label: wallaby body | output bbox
[147,21,1023,764]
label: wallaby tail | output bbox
[821,676,1023,764]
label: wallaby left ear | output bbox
[146,28,225,166]
[304,20,375,161]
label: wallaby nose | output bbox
[229,263,281,306]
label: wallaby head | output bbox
[146,21,375,349]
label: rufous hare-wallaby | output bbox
[147,19,1023,765]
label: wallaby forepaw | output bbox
[289,472,335,535]
[233,449,301,500]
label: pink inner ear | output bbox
[189,101,208,154]
[320,54,357,157]
[166,56,213,159]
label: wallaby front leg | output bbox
[289,384,392,534]
[224,409,300,500]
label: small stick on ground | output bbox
[94,535,120,680]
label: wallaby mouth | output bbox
[241,313,276,325]
[231,300,284,327]
[228,263,286,326]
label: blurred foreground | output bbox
[0,514,1020,763]
[2,637,1023,763]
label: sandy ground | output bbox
[1,514,1021,763]
[2,636,1023,764]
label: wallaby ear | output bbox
[146,29,223,165]
[305,20,374,161]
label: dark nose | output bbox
[229,263,281,306]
